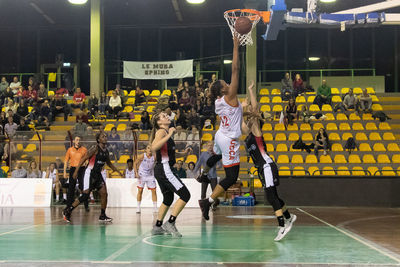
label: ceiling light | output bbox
[224,60,232,64]
[186,0,206,4]
[320,0,336,3]
[309,57,320,61]
[68,0,88,5]
[63,62,71,67]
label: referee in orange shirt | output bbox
[64,136,89,211]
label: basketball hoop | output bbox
[224,9,270,46]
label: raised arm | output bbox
[151,128,175,152]
[225,35,240,104]
[247,81,257,112]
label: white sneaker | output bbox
[136,207,141,214]
[285,214,297,233]
[163,221,182,237]
[274,226,288,241]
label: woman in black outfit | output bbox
[314,128,330,156]
[284,98,298,127]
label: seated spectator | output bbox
[169,89,179,111]
[37,83,48,103]
[174,125,187,141]
[172,160,186,179]
[179,90,191,112]
[293,74,305,97]
[76,111,89,124]
[14,86,24,104]
[73,117,87,137]
[99,92,108,114]
[140,111,151,130]
[114,84,125,97]
[334,88,358,113]
[194,98,203,114]
[359,88,372,113]
[71,87,86,110]
[23,85,38,106]
[134,86,146,106]
[39,100,52,123]
[187,125,199,141]
[284,98,298,126]
[51,93,71,122]
[7,110,19,125]
[201,98,216,127]
[175,109,187,129]
[16,99,29,122]
[107,91,123,118]
[314,128,330,156]
[0,111,7,129]
[108,127,121,161]
[281,72,294,101]
[3,88,14,105]
[5,99,17,114]
[313,80,332,109]
[16,118,31,140]
[9,76,21,92]
[11,161,27,178]
[176,82,185,99]
[186,162,198,178]
[27,160,41,178]
[4,116,18,138]
[0,77,9,96]
[187,107,201,129]
[88,93,99,117]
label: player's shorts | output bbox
[258,162,280,188]
[137,176,157,190]
[154,163,185,194]
[82,168,106,191]
[213,130,240,168]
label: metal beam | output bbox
[171,0,183,22]
[334,0,400,14]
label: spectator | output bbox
[27,160,41,178]
[5,99,17,114]
[2,142,17,167]
[0,77,9,94]
[122,127,134,156]
[108,127,121,161]
[55,157,64,172]
[186,162,198,178]
[7,110,19,124]
[16,118,30,138]
[0,111,6,129]
[165,107,176,126]
[14,86,24,104]
[99,92,108,114]
[23,85,38,106]
[169,89,179,111]
[9,76,21,92]
[281,72,294,100]
[187,125,199,141]
[39,100,52,123]
[314,80,332,109]
[293,74,305,97]
[88,93,99,117]
[175,109,187,129]
[71,87,86,110]
[73,117,87,137]
[134,86,146,106]
[201,98,216,127]
[140,111,151,130]
[37,83,48,103]
[114,84,124,97]
[359,88,372,113]
[11,161,27,178]
[176,82,185,99]
[4,116,18,138]
[194,98,203,114]
[16,99,29,122]
[211,73,217,83]
[179,90,191,112]
[174,125,187,141]
[334,88,358,113]
[3,88,14,105]
[284,98,298,126]
[314,128,330,156]
[76,111,89,124]
[187,107,201,129]
[172,160,187,179]
[107,90,123,119]
[43,163,60,202]
[51,93,70,122]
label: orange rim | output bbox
[224,9,270,24]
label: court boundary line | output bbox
[103,231,150,262]
[0,218,63,237]
[297,207,400,264]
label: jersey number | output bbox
[221,116,230,127]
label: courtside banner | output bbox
[123,60,193,80]
[0,178,52,207]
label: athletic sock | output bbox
[56,195,59,201]
[168,215,177,223]
[283,210,291,220]
[277,216,285,227]
[101,209,106,215]
[63,193,67,200]
[156,220,163,227]
[153,202,157,208]
[137,201,141,208]
[208,197,215,204]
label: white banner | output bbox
[123,60,193,80]
[0,178,52,207]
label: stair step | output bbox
[49,125,72,131]
[382,105,400,111]
[379,97,400,102]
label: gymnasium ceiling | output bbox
[0,0,399,29]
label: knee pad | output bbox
[162,191,174,206]
[265,186,283,211]
[206,154,222,168]
[78,193,89,204]
[177,187,191,203]
[220,165,239,191]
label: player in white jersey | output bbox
[125,159,136,179]
[134,145,157,213]
[199,35,242,220]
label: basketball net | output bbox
[224,9,261,46]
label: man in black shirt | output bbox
[51,93,71,121]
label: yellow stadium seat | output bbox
[293,167,305,176]
[202,124,214,131]
[150,90,160,97]
[348,154,361,163]
[287,124,298,131]
[392,154,400,164]
[254,179,262,188]
[332,143,343,151]
[118,155,131,164]
[365,122,377,130]
[240,156,249,163]
[379,122,391,130]
[332,95,342,103]
[373,143,386,152]
[305,155,318,164]
[368,166,380,176]
[263,133,273,141]
[104,124,114,131]
[260,105,271,112]
[382,167,395,176]
[326,123,338,131]
[138,133,149,141]
[117,124,127,131]
[202,133,213,142]
[260,96,270,103]
[313,123,324,131]
[352,167,365,176]
[266,143,274,152]
[123,106,133,113]
[336,114,348,121]
[322,167,335,176]
[291,154,303,164]
[128,90,136,96]
[383,132,396,141]
[279,167,291,176]
[342,133,353,140]
[320,155,332,163]
[107,90,113,96]
[371,95,379,102]
[146,105,155,113]
[296,96,306,103]
[334,154,347,164]
[362,154,376,164]
[331,88,340,94]
[355,132,367,141]
[377,154,390,164]
[341,88,350,94]
[309,104,320,112]
[308,166,320,176]
[369,132,381,141]
[337,167,350,176]
[162,89,171,96]
[302,133,313,141]
[359,143,372,151]
[260,88,269,95]
[387,143,400,152]
[372,104,383,111]
[300,124,311,131]
[131,114,141,122]
[349,113,361,120]
[272,105,283,112]
[126,98,135,105]
[250,166,258,176]
[362,114,373,120]
[275,133,286,141]
[352,123,364,131]
[325,113,335,120]
[366,87,375,94]
[277,155,289,164]
[297,104,304,111]
[262,123,272,131]
[1,166,9,174]
[271,88,280,95]
[353,87,362,94]
[272,96,282,103]
[274,124,285,131]
[186,155,198,164]
[321,105,332,112]
[276,144,288,152]
[24,144,36,152]
[329,133,340,141]
[28,106,33,113]
[339,123,351,131]
[307,96,315,103]
[288,133,299,141]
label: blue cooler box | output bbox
[232,196,255,206]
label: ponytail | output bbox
[149,112,162,144]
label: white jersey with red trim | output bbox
[139,153,155,178]
[215,96,243,139]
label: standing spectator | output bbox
[51,93,70,122]
[39,100,52,123]
[99,91,108,115]
[359,88,372,113]
[313,80,332,109]
[284,98,298,127]
[37,83,48,103]
[9,76,21,92]
[314,128,330,156]
[0,77,9,94]
[88,93,99,117]
[186,162,198,178]
[108,127,121,161]
[179,90,191,112]
[71,87,86,110]
[11,161,27,178]
[23,85,38,106]
[27,160,41,178]
[293,74,305,97]
[16,99,29,122]
[140,111,151,130]
[107,91,123,118]
[73,117,87,137]
[281,72,294,101]
[4,116,18,138]
[134,86,146,106]
[172,160,187,179]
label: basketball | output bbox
[234,16,252,35]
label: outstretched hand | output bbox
[233,33,240,46]
[248,80,255,91]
